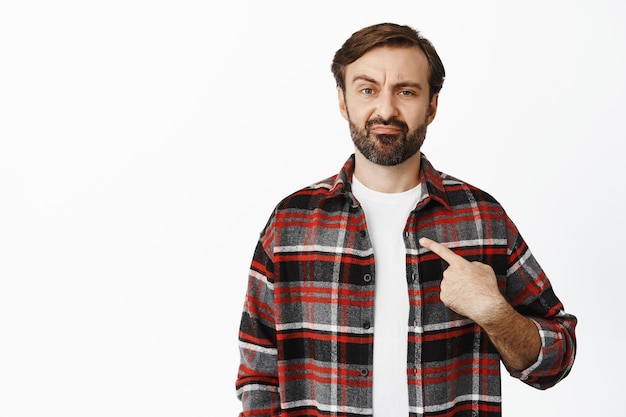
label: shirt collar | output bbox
[328,153,451,210]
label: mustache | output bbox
[366,117,408,132]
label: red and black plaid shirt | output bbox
[237,154,577,417]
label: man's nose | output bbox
[375,91,400,120]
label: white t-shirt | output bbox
[352,175,422,417]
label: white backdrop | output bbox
[1,1,624,416]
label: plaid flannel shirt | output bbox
[236,154,577,417]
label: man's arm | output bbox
[472,297,541,371]
[236,239,281,416]
[419,237,541,371]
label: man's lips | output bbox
[369,124,402,134]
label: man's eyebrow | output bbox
[396,81,424,90]
[351,74,423,90]
[351,74,379,85]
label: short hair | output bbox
[331,22,445,100]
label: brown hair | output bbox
[331,22,445,99]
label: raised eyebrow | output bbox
[350,75,423,91]
[351,74,379,86]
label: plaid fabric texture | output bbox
[236,154,577,417]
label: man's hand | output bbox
[419,237,541,370]
[419,237,506,325]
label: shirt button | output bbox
[360,369,369,377]
[363,273,372,283]
[411,273,418,282]
[359,230,366,237]
[363,321,371,329]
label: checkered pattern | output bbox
[236,154,577,417]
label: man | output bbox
[236,22,576,417]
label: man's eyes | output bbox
[359,88,415,96]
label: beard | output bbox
[349,114,428,166]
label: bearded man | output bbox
[236,22,577,417]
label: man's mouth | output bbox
[369,124,403,135]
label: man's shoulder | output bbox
[437,171,503,208]
[274,174,343,211]
[419,154,501,209]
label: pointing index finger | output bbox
[419,237,465,265]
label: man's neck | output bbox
[353,150,422,193]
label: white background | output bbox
[1,0,624,415]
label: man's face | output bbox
[338,46,438,166]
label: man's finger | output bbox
[419,237,465,265]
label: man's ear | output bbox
[427,93,439,125]
[337,86,349,121]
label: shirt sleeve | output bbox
[509,314,577,389]
[236,233,281,416]
[502,221,577,389]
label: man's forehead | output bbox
[345,46,429,84]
